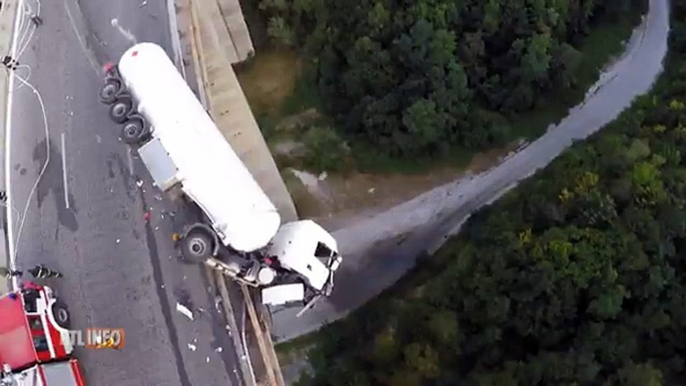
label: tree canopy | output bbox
[258,0,645,157]
[296,1,686,385]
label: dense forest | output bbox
[294,1,686,385]
[258,0,645,158]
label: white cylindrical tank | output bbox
[117,43,281,252]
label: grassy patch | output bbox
[236,49,302,117]
[275,331,321,357]
[351,141,474,175]
[280,67,323,117]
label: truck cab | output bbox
[263,220,342,303]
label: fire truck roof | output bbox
[0,291,36,371]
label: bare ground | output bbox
[286,141,525,231]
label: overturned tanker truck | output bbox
[98,42,342,314]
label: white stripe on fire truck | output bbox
[37,297,57,359]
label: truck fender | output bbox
[104,63,121,79]
[100,67,127,105]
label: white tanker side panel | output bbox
[117,43,280,252]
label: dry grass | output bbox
[236,49,301,116]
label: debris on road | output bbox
[206,357,210,363]
[160,209,176,218]
[214,347,223,353]
[176,302,194,321]
[136,179,144,188]
[188,343,196,351]
[172,233,181,241]
[144,212,151,222]
[115,239,120,244]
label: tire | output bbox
[182,229,214,264]
[120,117,146,145]
[109,96,133,124]
[52,302,71,329]
[100,78,122,104]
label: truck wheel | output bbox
[109,97,133,124]
[100,78,122,104]
[121,118,145,145]
[52,302,71,329]
[182,229,213,264]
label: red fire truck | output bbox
[0,283,85,385]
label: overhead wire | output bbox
[16,2,35,57]
[5,0,50,260]
[15,0,39,89]
[11,71,50,259]
[2,1,35,232]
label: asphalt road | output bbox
[7,0,244,384]
[271,0,671,341]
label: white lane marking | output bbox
[64,1,101,75]
[127,148,134,175]
[61,133,70,209]
[111,18,137,45]
[6,0,27,291]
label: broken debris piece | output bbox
[188,343,196,351]
[214,296,222,312]
[176,302,194,321]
